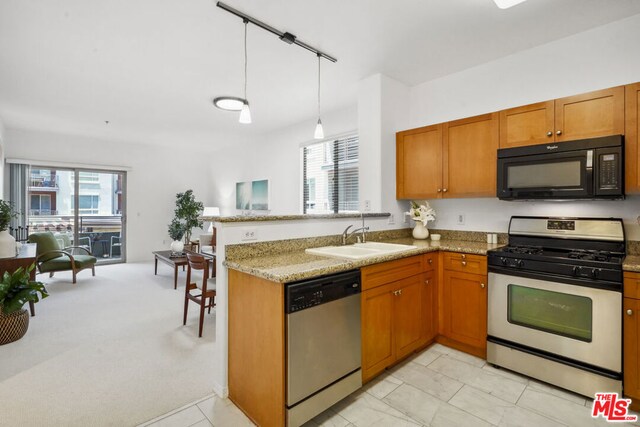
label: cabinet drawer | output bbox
[361,255,423,291]
[442,252,487,275]
[423,252,437,272]
[625,272,640,299]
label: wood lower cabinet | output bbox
[361,255,438,382]
[626,83,640,193]
[624,272,640,407]
[440,252,488,358]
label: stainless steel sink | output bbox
[305,242,417,260]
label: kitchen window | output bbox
[302,134,359,214]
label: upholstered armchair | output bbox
[28,232,97,284]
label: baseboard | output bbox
[212,379,229,398]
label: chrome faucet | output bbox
[341,214,369,245]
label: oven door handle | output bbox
[487,265,622,292]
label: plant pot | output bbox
[0,230,16,259]
[170,240,184,253]
[412,222,429,240]
[0,308,29,345]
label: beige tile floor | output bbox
[140,343,640,427]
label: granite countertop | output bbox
[624,255,640,273]
[200,212,390,223]
[224,237,503,283]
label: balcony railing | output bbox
[29,176,59,188]
[29,209,59,216]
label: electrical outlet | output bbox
[364,200,371,211]
[403,214,408,224]
[388,214,395,225]
[162,239,166,245]
[457,214,465,225]
[241,228,258,241]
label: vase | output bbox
[0,308,29,345]
[170,240,184,253]
[412,222,429,240]
[0,230,16,259]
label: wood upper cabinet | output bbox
[396,124,443,199]
[626,83,640,193]
[499,101,555,148]
[443,113,499,198]
[555,86,624,142]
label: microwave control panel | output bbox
[599,153,619,190]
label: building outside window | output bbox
[302,134,359,214]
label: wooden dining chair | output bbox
[184,252,216,337]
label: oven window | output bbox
[507,285,592,342]
[507,160,581,189]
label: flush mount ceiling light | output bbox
[493,0,527,9]
[213,96,245,111]
[215,2,336,129]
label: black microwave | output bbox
[497,135,624,200]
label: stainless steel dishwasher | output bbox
[286,269,362,427]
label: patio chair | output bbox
[28,232,97,284]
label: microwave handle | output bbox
[585,150,594,195]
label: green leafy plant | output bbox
[168,218,185,241]
[173,190,204,243]
[0,200,17,232]
[0,264,48,315]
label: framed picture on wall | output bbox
[251,179,269,210]
[235,182,251,210]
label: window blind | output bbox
[302,134,359,214]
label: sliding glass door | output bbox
[27,167,126,264]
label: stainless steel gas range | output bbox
[487,216,625,398]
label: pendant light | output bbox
[314,54,324,139]
[238,20,252,124]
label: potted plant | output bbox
[173,190,204,245]
[0,200,17,259]
[0,264,48,345]
[405,200,437,240]
[168,218,185,253]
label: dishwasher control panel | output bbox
[285,270,361,313]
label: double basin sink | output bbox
[305,241,418,260]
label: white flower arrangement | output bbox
[405,200,436,227]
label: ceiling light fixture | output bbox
[215,2,337,129]
[314,54,324,140]
[493,0,527,9]
[238,20,251,124]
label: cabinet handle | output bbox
[556,130,562,136]
[428,259,433,264]
[425,280,429,285]
[481,283,486,289]
[443,188,448,192]
[398,289,402,295]
[461,261,467,266]
[437,188,442,193]
[547,131,552,137]
[461,254,466,259]
[627,309,634,316]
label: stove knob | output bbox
[516,259,525,268]
[591,268,601,279]
[500,257,508,266]
[573,266,581,276]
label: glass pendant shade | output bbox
[239,102,252,124]
[314,118,324,139]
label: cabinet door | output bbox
[396,125,443,199]
[625,298,640,400]
[554,86,624,142]
[442,270,487,351]
[443,113,499,198]
[499,101,555,148]
[361,283,395,382]
[420,270,437,346]
[394,276,424,360]
[626,83,640,194]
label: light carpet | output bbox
[0,262,217,427]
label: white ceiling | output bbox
[1,0,640,150]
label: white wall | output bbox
[208,106,358,215]
[4,128,213,261]
[389,13,640,238]
[0,116,5,194]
